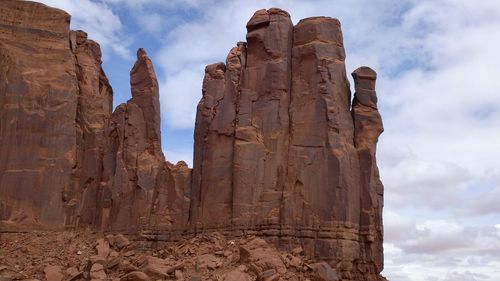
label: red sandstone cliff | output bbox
[190,10,385,280]
[0,2,385,280]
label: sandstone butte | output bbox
[0,1,386,281]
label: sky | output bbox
[37,0,500,280]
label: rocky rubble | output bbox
[0,231,342,281]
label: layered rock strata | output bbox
[0,2,385,281]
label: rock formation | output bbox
[0,2,385,281]
[71,29,113,228]
[0,0,192,233]
[190,10,385,280]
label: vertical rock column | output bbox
[285,17,362,270]
[191,62,227,228]
[351,67,384,275]
[130,49,163,159]
[191,43,246,230]
[103,49,165,231]
[232,8,293,232]
[70,30,113,228]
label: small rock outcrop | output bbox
[0,2,385,281]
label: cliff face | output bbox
[0,1,78,227]
[0,2,385,281]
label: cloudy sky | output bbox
[37,0,500,280]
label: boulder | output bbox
[113,234,130,249]
[89,263,107,280]
[120,271,151,281]
[311,262,339,281]
[43,266,64,281]
[140,257,169,280]
[224,268,252,281]
[95,238,110,257]
[258,269,280,281]
[239,240,286,275]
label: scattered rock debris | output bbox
[0,231,339,281]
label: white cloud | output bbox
[103,0,205,35]
[160,67,206,129]
[384,216,500,280]
[38,0,131,59]
[443,271,490,281]
[104,0,205,9]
